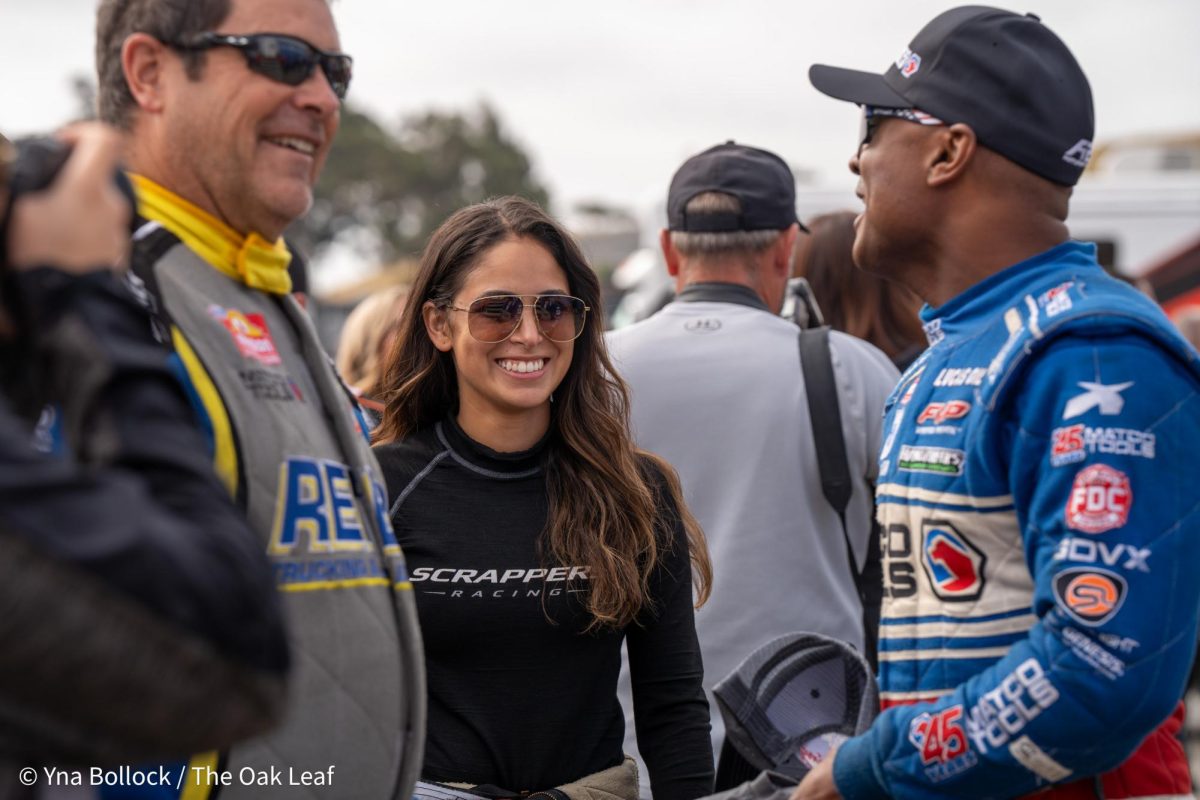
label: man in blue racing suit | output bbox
[796,6,1200,799]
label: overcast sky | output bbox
[3,0,1199,215]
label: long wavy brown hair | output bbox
[374,196,711,629]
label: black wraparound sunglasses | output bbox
[858,106,946,154]
[171,32,352,99]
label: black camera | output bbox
[0,136,138,273]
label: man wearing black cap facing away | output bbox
[796,6,1200,799]
[608,142,898,793]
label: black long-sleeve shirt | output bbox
[375,417,713,800]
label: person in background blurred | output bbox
[335,284,408,423]
[607,143,898,792]
[373,196,714,800]
[1175,307,1200,353]
[793,210,925,370]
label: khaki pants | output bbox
[419,757,640,800]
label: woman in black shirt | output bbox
[373,196,714,800]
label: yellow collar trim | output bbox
[131,174,293,295]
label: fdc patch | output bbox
[209,304,282,366]
[1054,567,1127,627]
[1065,464,1132,533]
[921,521,986,602]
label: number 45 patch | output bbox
[909,706,980,782]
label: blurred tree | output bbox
[288,102,550,262]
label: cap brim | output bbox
[808,64,911,108]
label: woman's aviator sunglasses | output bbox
[445,295,590,343]
[171,33,352,100]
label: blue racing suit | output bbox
[833,241,1200,799]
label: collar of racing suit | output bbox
[129,174,293,295]
[918,240,1097,341]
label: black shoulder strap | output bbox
[127,218,181,345]
[799,327,854,570]
[799,327,881,670]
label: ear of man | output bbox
[121,33,171,115]
[927,123,978,188]
[771,223,801,280]
[659,228,681,278]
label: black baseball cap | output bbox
[667,141,802,232]
[713,632,879,781]
[809,6,1095,186]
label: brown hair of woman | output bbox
[374,196,711,629]
[795,210,926,367]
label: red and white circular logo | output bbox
[1065,464,1132,534]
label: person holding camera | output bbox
[0,123,288,788]
[93,0,424,797]
[606,142,899,792]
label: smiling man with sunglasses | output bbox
[91,1,424,799]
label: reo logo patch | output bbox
[209,304,282,366]
[1054,567,1127,627]
[1065,464,1132,533]
[269,457,372,555]
[922,521,986,601]
[917,400,971,425]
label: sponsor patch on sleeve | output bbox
[1062,381,1133,420]
[1062,626,1126,680]
[1065,464,1131,533]
[965,660,1059,755]
[1050,425,1155,467]
[1053,567,1127,627]
[908,706,978,782]
[1009,736,1072,783]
